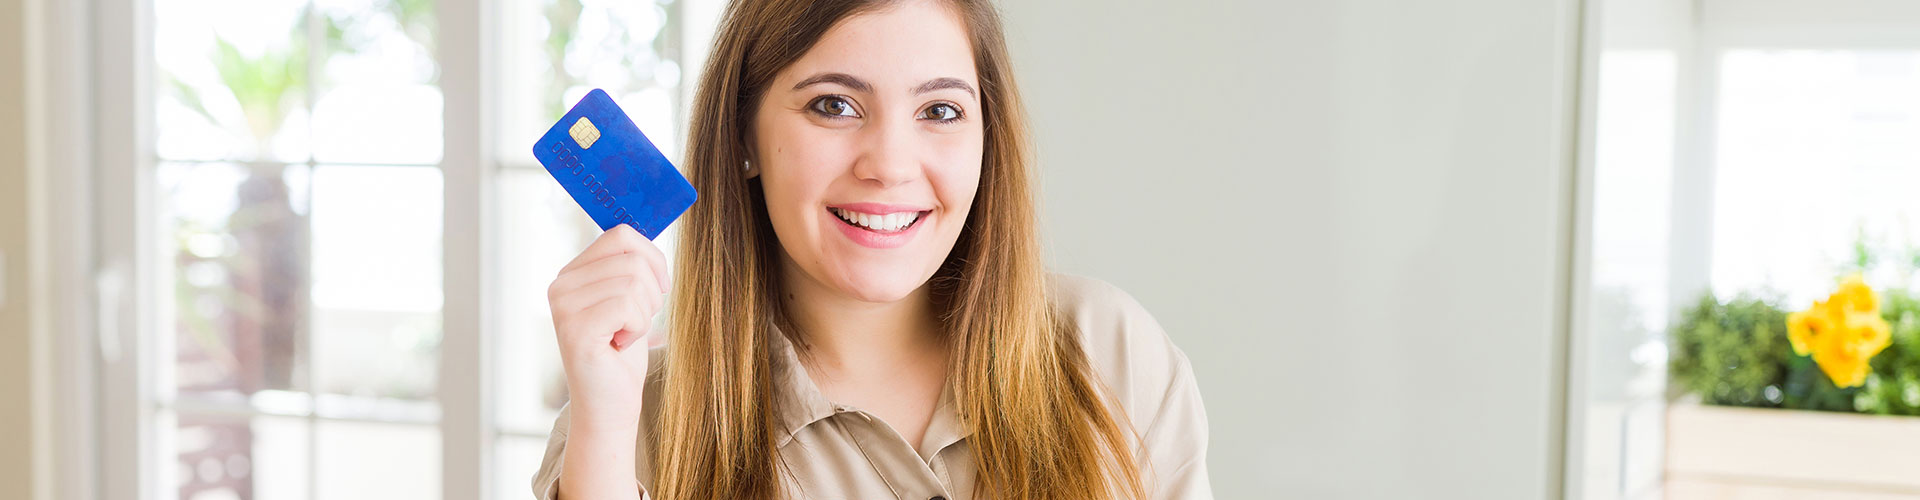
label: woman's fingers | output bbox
[563,293,653,347]
[549,225,667,359]
[550,274,654,317]
[635,237,670,293]
[615,225,670,293]
[609,329,640,351]
[557,224,647,275]
[554,225,670,294]
[548,253,650,299]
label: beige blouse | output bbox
[530,274,1213,499]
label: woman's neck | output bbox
[778,262,945,378]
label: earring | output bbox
[743,159,752,171]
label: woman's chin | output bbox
[829,266,936,304]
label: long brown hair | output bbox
[655,1,1146,498]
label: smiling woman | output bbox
[529,0,1212,499]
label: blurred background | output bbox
[1,0,1917,499]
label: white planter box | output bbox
[1666,404,1920,499]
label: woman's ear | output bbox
[742,131,762,179]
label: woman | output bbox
[531,0,1211,498]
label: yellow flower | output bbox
[1785,302,1830,356]
[1833,273,1879,314]
[1786,275,1893,389]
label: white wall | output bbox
[0,0,54,497]
[0,0,34,494]
[1001,1,1582,498]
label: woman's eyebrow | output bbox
[791,72,976,100]
[792,72,873,94]
[913,77,976,99]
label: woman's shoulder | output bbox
[1047,273,1212,490]
[1045,273,1200,418]
[1047,272,1177,354]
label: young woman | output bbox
[531,0,1211,498]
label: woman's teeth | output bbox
[832,207,921,232]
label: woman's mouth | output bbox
[826,204,930,249]
[829,207,927,233]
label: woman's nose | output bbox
[850,120,921,188]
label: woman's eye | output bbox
[809,96,859,118]
[920,103,962,122]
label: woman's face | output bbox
[751,0,984,303]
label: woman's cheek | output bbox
[927,166,981,232]
[932,144,986,210]
[764,138,843,202]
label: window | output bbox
[123,0,715,498]
[1710,50,1920,302]
[155,0,446,497]
[1570,1,1920,499]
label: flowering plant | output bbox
[1669,276,1920,416]
[1786,275,1893,389]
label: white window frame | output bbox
[93,0,161,498]
[85,0,490,494]
[441,0,494,497]
[70,0,702,498]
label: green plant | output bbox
[1862,289,1920,415]
[1669,293,1793,408]
[1669,289,1920,416]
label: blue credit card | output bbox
[531,88,697,239]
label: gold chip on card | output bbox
[568,117,601,149]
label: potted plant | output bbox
[1665,275,1920,498]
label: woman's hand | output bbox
[550,225,666,499]
[548,223,668,431]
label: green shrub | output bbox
[1863,289,1920,415]
[1668,289,1920,416]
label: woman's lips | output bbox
[827,205,930,249]
[826,202,929,215]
